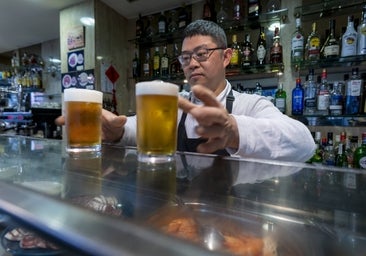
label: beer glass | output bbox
[64,88,103,154]
[135,81,179,163]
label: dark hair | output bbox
[183,19,227,48]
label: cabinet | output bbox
[129,3,288,85]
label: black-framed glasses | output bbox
[178,47,225,66]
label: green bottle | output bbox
[335,143,347,168]
[353,133,366,169]
[275,83,286,114]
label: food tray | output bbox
[147,202,321,256]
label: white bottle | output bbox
[357,5,366,55]
[341,16,358,57]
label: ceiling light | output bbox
[80,17,95,26]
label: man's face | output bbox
[181,35,231,92]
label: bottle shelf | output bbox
[294,55,366,74]
[293,114,366,127]
[295,0,365,22]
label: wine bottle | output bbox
[169,43,182,78]
[323,19,340,59]
[292,78,304,115]
[135,14,144,38]
[153,47,160,78]
[241,34,253,68]
[233,0,242,21]
[160,45,169,77]
[229,34,241,69]
[270,27,282,64]
[256,26,267,66]
[248,0,261,20]
[158,11,167,34]
[143,50,151,77]
[132,49,141,78]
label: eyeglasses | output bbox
[178,47,225,66]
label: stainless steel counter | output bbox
[0,135,365,255]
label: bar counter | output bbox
[0,134,365,255]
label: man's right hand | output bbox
[55,109,127,143]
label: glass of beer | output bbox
[64,88,103,154]
[136,81,179,163]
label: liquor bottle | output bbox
[292,78,304,115]
[323,19,340,59]
[216,0,228,24]
[306,22,321,61]
[304,69,317,114]
[335,143,347,168]
[158,11,167,34]
[275,83,286,114]
[169,43,182,78]
[357,5,366,55]
[341,16,357,57]
[248,0,261,20]
[178,4,190,29]
[168,10,178,33]
[132,49,141,78]
[353,132,366,169]
[160,45,169,77]
[202,0,212,20]
[233,0,242,21]
[345,68,362,114]
[316,68,330,115]
[241,34,253,68]
[135,14,144,38]
[310,131,323,164]
[153,47,160,77]
[143,50,151,77]
[270,27,282,64]
[144,15,155,39]
[254,82,263,95]
[291,17,304,63]
[229,34,241,69]
[346,136,359,168]
[329,81,343,116]
[256,26,267,66]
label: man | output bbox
[57,19,315,162]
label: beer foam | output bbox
[136,81,179,96]
[64,88,103,103]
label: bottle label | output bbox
[161,57,168,68]
[275,98,285,112]
[153,56,160,70]
[317,94,330,110]
[230,49,239,65]
[347,80,362,96]
[257,45,266,63]
[291,35,304,55]
[158,21,166,33]
[360,156,366,169]
[324,44,339,57]
[342,33,357,56]
[143,63,149,75]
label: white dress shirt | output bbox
[120,80,316,162]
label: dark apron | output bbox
[177,89,235,156]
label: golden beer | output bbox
[136,81,179,163]
[64,88,103,153]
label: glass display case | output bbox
[0,135,365,255]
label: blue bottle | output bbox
[292,78,304,115]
